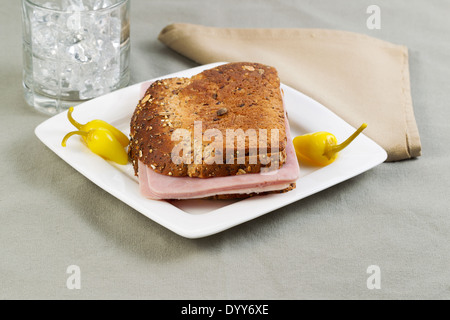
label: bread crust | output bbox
[129,62,286,178]
[202,183,296,200]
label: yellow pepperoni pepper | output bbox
[293,123,367,167]
[67,106,129,147]
[61,128,129,165]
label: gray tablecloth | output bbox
[1,0,449,300]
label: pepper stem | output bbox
[61,130,88,147]
[331,123,368,155]
[67,107,83,130]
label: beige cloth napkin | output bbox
[158,23,421,161]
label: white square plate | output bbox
[35,62,387,238]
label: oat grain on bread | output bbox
[129,62,286,178]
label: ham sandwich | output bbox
[129,62,300,200]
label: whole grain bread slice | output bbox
[129,62,286,178]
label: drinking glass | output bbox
[22,0,130,115]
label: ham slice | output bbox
[138,117,300,200]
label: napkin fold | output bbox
[158,23,421,161]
